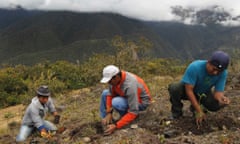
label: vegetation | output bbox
[0,36,239,143]
[0,35,238,109]
[1,9,240,66]
[0,36,187,108]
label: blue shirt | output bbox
[181,60,227,95]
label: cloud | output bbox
[1,0,240,25]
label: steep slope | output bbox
[0,10,168,65]
[1,8,240,65]
[0,8,41,30]
[145,21,240,60]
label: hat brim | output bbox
[37,92,50,96]
[100,77,111,83]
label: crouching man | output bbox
[16,85,60,142]
[99,65,152,135]
[168,51,230,128]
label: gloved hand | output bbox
[40,130,52,139]
[54,115,60,124]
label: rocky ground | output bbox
[0,74,240,144]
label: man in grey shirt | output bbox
[16,85,60,142]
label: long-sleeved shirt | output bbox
[106,70,151,128]
[21,96,56,130]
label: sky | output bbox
[1,0,240,25]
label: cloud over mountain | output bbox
[1,0,240,26]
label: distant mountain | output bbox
[0,8,42,30]
[0,9,177,65]
[145,21,240,59]
[0,8,240,65]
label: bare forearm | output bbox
[185,84,202,113]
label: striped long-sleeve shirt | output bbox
[106,70,152,128]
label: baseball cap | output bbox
[100,65,120,83]
[36,85,51,96]
[209,51,230,70]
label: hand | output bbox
[195,111,206,129]
[214,93,230,106]
[104,124,116,136]
[40,130,52,139]
[54,115,60,124]
[102,113,112,125]
[218,96,230,106]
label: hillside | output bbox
[0,9,164,65]
[0,73,240,143]
[1,9,240,65]
[146,22,240,59]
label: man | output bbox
[100,65,152,135]
[16,85,60,142]
[168,51,230,127]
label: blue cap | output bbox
[209,51,229,70]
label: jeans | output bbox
[100,89,147,118]
[168,82,222,117]
[16,120,57,142]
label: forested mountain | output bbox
[0,8,240,65]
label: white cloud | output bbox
[0,0,240,25]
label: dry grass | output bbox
[1,73,240,143]
[0,104,25,133]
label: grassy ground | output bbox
[0,74,240,144]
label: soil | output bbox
[0,75,240,144]
[0,104,24,130]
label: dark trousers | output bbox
[168,82,222,117]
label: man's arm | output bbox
[185,84,202,113]
[214,71,230,105]
[185,84,206,127]
[214,91,230,105]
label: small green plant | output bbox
[4,112,15,119]
[219,134,232,144]
[157,134,165,143]
[197,93,209,113]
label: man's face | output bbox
[38,96,49,104]
[206,62,223,75]
[108,75,119,86]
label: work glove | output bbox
[54,115,60,124]
[40,130,52,139]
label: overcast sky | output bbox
[1,0,240,25]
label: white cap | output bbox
[100,65,120,83]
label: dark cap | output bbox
[36,85,50,97]
[209,51,229,70]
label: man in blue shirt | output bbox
[168,51,230,127]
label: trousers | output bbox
[16,120,57,142]
[100,89,147,118]
[168,82,222,117]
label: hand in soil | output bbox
[195,112,206,129]
[104,124,116,136]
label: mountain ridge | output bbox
[0,8,240,65]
